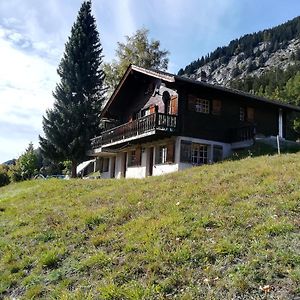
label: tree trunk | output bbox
[71,160,77,178]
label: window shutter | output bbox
[166,142,175,163]
[188,95,196,111]
[135,147,142,166]
[212,99,222,115]
[170,95,178,115]
[247,107,255,122]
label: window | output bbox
[128,150,136,167]
[180,140,192,162]
[188,95,210,114]
[195,98,210,114]
[213,145,223,162]
[128,148,141,167]
[240,107,245,121]
[156,143,175,164]
[180,141,208,165]
[102,158,109,172]
[191,144,208,164]
[212,99,222,115]
[158,145,167,164]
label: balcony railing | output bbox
[91,113,177,149]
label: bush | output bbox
[8,164,23,182]
[0,165,10,187]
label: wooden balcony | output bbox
[91,113,177,149]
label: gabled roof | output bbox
[101,64,300,116]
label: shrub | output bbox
[0,165,10,187]
[7,164,22,182]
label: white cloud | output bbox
[0,25,58,162]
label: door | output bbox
[111,156,116,178]
[122,152,127,178]
[147,147,154,176]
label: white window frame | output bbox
[158,145,167,164]
[191,144,208,165]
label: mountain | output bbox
[178,16,300,88]
[1,150,300,299]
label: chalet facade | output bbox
[88,65,300,179]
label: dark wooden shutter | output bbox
[212,99,222,115]
[188,95,196,111]
[170,95,178,115]
[135,147,142,166]
[166,142,175,163]
[247,107,255,122]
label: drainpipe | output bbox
[278,108,283,138]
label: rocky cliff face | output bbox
[188,39,300,86]
[179,16,300,87]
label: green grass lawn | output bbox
[0,153,300,299]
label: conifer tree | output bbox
[39,0,105,177]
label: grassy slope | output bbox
[0,154,300,300]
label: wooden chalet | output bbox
[88,65,300,179]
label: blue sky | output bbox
[0,0,300,163]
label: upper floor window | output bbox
[188,95,210,114]
[195,98,210,114]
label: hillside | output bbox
[178,16,300,87]
[1,154,300,299]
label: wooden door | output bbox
[148,147,154,176]
[111,157,116,178]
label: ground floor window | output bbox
[127,148,142,167]
[99,157,109,172]
[180,141,209,165]
[191,144,208,164]
[213,145,223,162]
[128,150,136,167]
[158,145,167,164]
[155,142,175,164]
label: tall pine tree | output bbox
[39,0,105,177]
